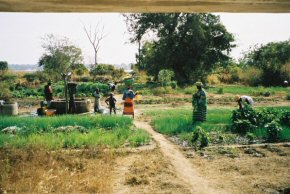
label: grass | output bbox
[0,115,150,149]
[0,115,132,134]
[147,107,232,135]
[147,106,290,142]
[181,85,289,96]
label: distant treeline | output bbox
[8,64,42,71]
[8,63,131,72]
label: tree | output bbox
[0,61,8,75]
[83,23,106,65]
[241,40,290,86]
[38,34,84,80]
[124,13,235,84]
[158,69,174,87]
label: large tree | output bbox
[39,34,84,80]
[124,13,235,83]
[241,40,290,86]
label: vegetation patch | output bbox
[0,115,150,149]
[147,107,290,149]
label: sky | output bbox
[0,13,289,65]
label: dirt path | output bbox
[134,120,229,194]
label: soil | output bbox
[1,96,290,193]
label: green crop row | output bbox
[0,115,150,149]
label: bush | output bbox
[170,81,178,89]
[239,67,262,86]
[77,82,109,96]
[0,82,13,101]
[190,126,209,149]
[0,74,18,82]
[206,74,220,85]
[287,93,290,100]
[232,119,257,135]
[265,121,282,142]
[232,105,259,126]
[280,111,290,126]
[217,88,224,94]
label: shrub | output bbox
[170,81,178,89]
[245,132,256,142]
[280,111,290,126]
[190,126,209,149]
[232,105,259,126]
[207,74,220,85]
[217,88,224,94]
[287,93,290,100]
[239,67,262,86]
[232,119,257,135]
[0,74,17,82]
[265,121,282,142]
[0,82,13,101]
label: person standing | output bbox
[93,88,101,113]
[192,82,207,123]
[235,95,254,110]
[44,80,54,107]
[122,86,135,118]
[68,82,77,114]
[105,93,117,115]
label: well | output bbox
[0,102,19,116]
[50,99,91,114]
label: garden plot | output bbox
[144,105,290,193]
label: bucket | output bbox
[45,109,56,116]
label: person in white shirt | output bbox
[235,95,254,109]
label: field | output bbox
[1,85,290,193]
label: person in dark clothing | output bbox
[105,93,117,115]
[44,80,54,107]
[68,83,77,114]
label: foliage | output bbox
[280,111,290,126]
[232,119,257,135]
[0,74,17,83]
[72,63,88,76]
[216,88,224,94]
[38,34,84,80]
[190,126,209,148]
[158,69,175,87]
[124,13,235,83]
[148,107,290,145]
[76,82,110,97]
[238,67,262,86]
[0,61,8,74]
[240,40,290,86]
[90,64,125,81]
[265,121,282,142]
[128,129,151,147]
[216,63,241,84]
[231,106,290,142]
[287,93,290,100]
[23,73,39,83]
[0,115,150,149]
[0,82,12,101]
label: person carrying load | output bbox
[122,86,136,118]
[235,95,254,110]
[192,82,207,123]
